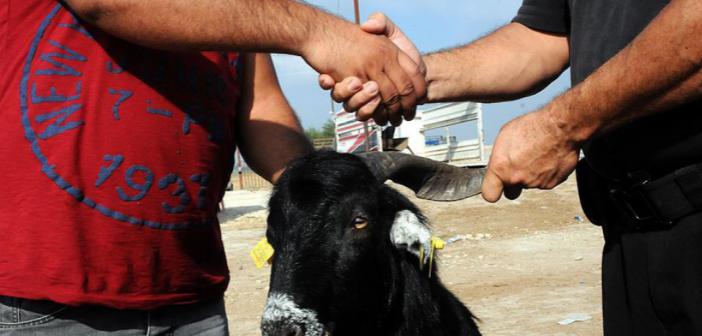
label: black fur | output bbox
[266,150,481,336]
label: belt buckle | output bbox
[609,177,666,225]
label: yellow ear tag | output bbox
[251,238,275,269]
[432,237,445,250]
[428,237,445,278]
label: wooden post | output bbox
[353,0,361,24]
[235,150,244,190]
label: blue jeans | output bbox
[0,295,228,335]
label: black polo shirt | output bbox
[514,0,702,179]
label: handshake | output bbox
[304,12,581,204]
[307,13,426,126]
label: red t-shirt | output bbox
[0,1,241,309]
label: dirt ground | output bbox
[218,177,605,336]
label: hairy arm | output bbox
[547,0,702,142]
[323,18,569,117]
[424,23,570,103]
[63,0,343,54]
[62,0,426,121]
[482,0,702,202]
[236,53,312,183]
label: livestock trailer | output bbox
[334,102,487,167]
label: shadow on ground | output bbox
[219,205,266,222]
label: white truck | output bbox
[334,102,486,167]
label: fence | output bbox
[313,137,335,149]
[229,137,335,191]
[230,171,271,191]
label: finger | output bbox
[374,73,401,124]
[481,169,505,203]
[331,77,363,103]
[504,186,523,200]
[374,104,390,126]
[389,106,403,126]
[357,96,382,122]
[384,57,418,116]
[397,52,426,118]
[318,74,335,90]
[405,106,417,121]
[343,81,380,112]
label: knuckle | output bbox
[490,157,509,171]
[385,103,400,114]
[544,180,559,190]
[399,83,416,97]
[408,65,423,78]
[343,102,354,112]
[511,172,528,184]
[383,94,401,106]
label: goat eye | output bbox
[352,216,368,230]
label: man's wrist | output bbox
[299,14,355,59]
[423,53,449,103]
[541,92,600,147]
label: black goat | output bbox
[260,150,483,336]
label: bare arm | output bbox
[323,18,569,117]
[424,23,570,103]
[62,0,426,121]
[546,0,702,142]
[64,0,340,54]
[236,53,312,183]
[482,0,702,202]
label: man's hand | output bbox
[319,13,425,126]
[481,108,580,202]
[305,18,425,126]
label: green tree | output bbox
[321,119,335,137]
[305,118,335,140]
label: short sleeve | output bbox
[513,0,569,34]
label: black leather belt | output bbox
[608,163,702,227]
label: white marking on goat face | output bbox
[390,210,432,264]
[261,292,325,336]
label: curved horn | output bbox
[357,152,485,202]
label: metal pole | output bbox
[476,103,486,164]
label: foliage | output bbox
[305,119,335,140]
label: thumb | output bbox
[481,169,505,203]
[361,18,385,34]
[318,74,335,90]
[361,13,393,36]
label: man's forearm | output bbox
[66,0,426,121]
[545,0,702,143]
[424,23,570,103]
[64,0,351,56]
[236,54,312,183]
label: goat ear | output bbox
[389,210,432,265]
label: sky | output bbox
[271,0,571,144]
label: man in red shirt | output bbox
[0,0,424,335]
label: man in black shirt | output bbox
[323,0,702,335]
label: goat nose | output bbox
[280,326,304,336]
[262,323,304,336]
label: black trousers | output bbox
[602,211,702,335]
